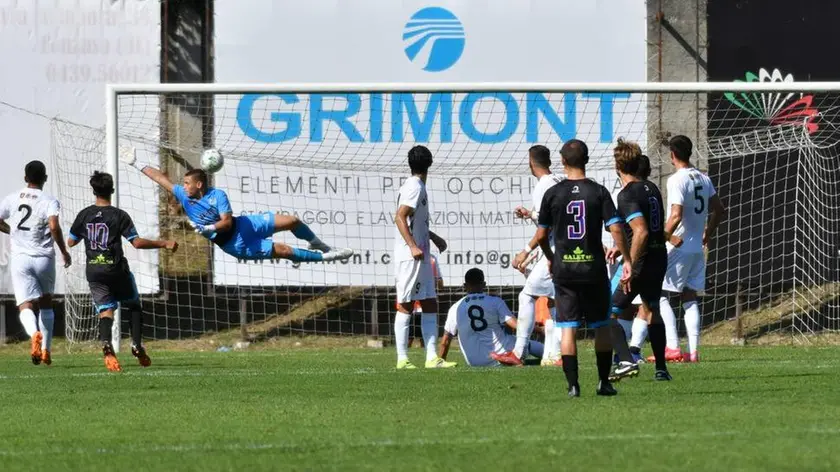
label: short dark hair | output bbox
[560,139,589,169]
[669,135,693,162]
[185,168,209,188]
[407,145,434,174]
[90,171,114,198]
[464,268,485,285]
[637,154,652,180]
[24,160,47,186]
[528,145,551,169]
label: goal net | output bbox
[52,79,840,346]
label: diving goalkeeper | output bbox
[122,154,353,263]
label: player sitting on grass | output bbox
[121,154,352,263]
[439,268,544,367]
[67,172,179,372]
[0,160,72,366]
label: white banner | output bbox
[214,0,647,286]
[0,0,160,295]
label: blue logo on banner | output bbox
[403,7,465,72]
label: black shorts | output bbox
[555,280,611,329]
[88,271,139,313]
[610,254,667,314]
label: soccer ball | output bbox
[200,148,224,173]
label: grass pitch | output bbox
[0,344,837,471]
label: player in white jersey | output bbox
[439,268,544,367]
[493,145,562,367]
[660,136,725,363]
[393,145,454,370]
[0,161,71,365]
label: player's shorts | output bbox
[662,248,706,293]
[611,253,667,314]
[395,257,436,304]
[554,280,611,329]
[522,253,554,297]
[10,254,55,306]
[89,271,139,313]
[220,212,275,260]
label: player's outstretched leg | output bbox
[98,312,122,372]
[272,242,352,263]
[126,302,151,367]
[18,302,42,365]
[37,295,55,366]
[273,214,350,256]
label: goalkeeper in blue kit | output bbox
[122,154,353,263]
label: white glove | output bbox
[189,220,215,236]
[119,145,143,170]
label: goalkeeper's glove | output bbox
[119,145,145,170]
[189,221,216,236]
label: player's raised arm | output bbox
[120,210,178,252]
[120,149,174,193]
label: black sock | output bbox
[649,324,667,371]
[129,307,143,348]
[561,355,579,389]
[629,346,641,355]
[99,317,114,345]
[596,350,613,383]
[611,323,634,363]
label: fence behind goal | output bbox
[51,82,840,345]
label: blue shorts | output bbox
[220,212,275,260]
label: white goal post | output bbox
[55,80,840,350]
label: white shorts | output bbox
[522,254,554,297]
[395,258,437,304]
[662,248,706,293]
[11,254,55,306]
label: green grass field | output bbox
[0,344,838,471]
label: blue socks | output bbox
[291,223,316,242]
[290,247,323,262]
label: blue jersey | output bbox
[172,185,233,242]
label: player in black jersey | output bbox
[67,172,178,372]
[535,139,632,397]
[608,143,672,382]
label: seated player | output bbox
[121,153,352,263]
[439,268,544,367]
[67,172,179,372]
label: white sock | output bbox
[617,318,633,341]
[420,314,438,361]
[630,317,648,349]
[683,301,700,354]
[514,292,536,358]
[394,312,410,361]
[19,309,38,337]
[39,308,55,350]
[542,318,555,360]
[659,296,680,350]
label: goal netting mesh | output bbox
[52,80,840,344]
